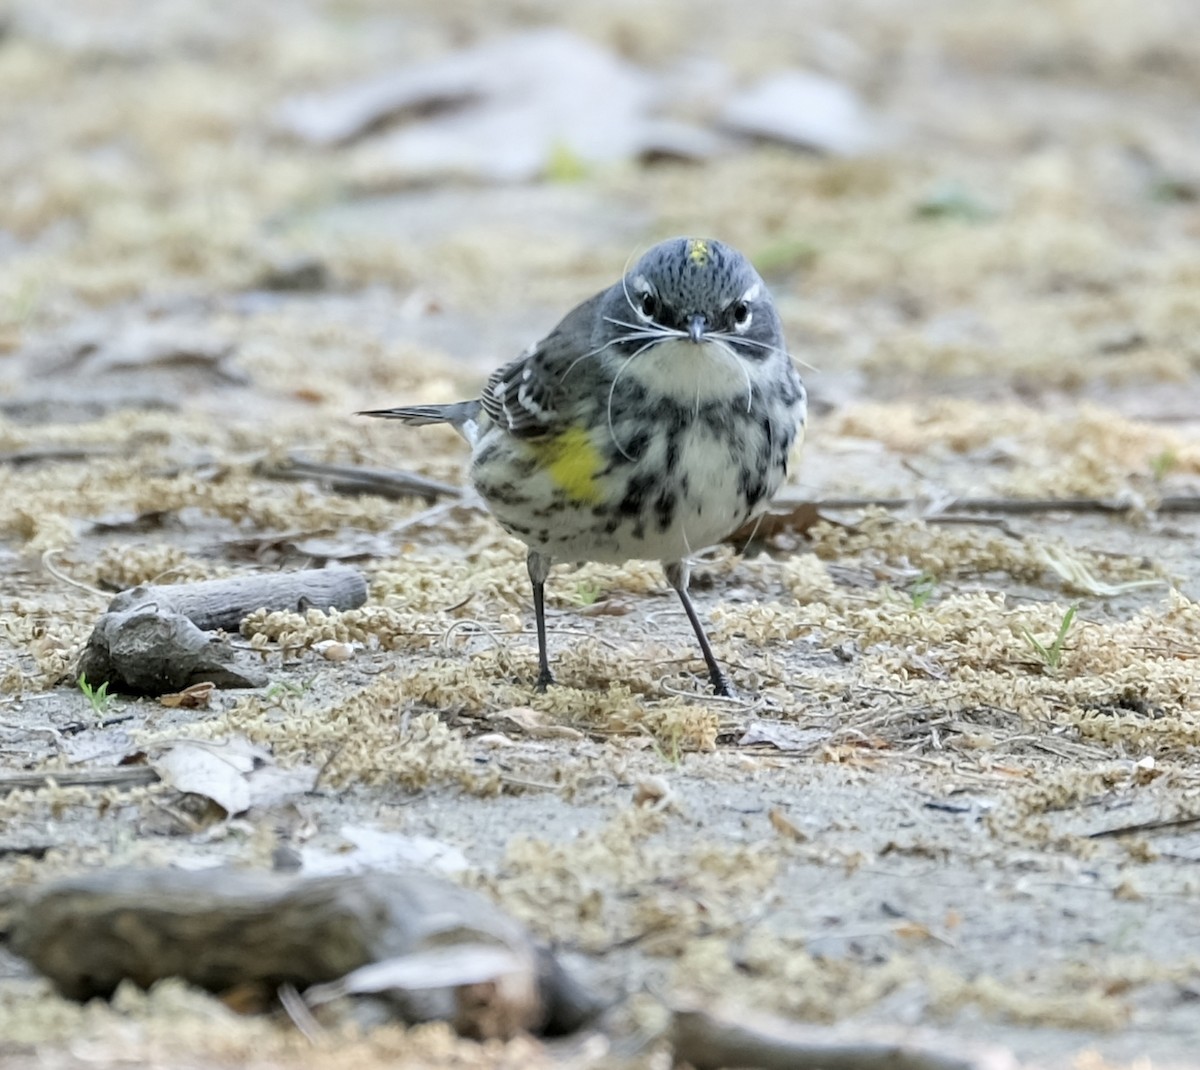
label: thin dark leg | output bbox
[663,561,734,697]
[527,550,554,691]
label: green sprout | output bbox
[1150,449,1177,482]
[546,141,588,183]
[914,181,995,222]
[77,673,114,716]
[265,679,310,700]
[909,573,937,609]
[1021,605,1078,671]
[568,580,603,607]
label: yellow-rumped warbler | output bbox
[361,237,806,696]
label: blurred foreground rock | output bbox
[6,867,599,1040]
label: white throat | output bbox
[624,339,752,408]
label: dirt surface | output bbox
[4,1,1200,1067]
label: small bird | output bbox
[361,237,806,696]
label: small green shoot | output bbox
[651,726,685,767]
[568,579,603,607]
[77,673,114,716]
[909,573,937,609]
[1150,449,1177,482]
[914,181,995,223]
[546,141,588,183]
[1022,605,1078,671]
[266,679,310,700]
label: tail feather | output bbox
[357,400,482,445]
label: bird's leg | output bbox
[527,550,555,691]
[663,560,734,698]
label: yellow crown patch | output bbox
[686,239,710,266]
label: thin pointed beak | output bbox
[687,314,707,343]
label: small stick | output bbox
[41,549,108,599]
[0,445,121,466]
[1087,813,1200,839]
[0,766,160,797]
[255,455,462,502]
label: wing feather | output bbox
[479,291,606,439]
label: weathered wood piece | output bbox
[106,567,367,633]
[5,868,599,1040]
[76,605,267,693]
[670,1006,1017,1070]
[76,568,367,694]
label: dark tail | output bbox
[357,400,481,427]
[357,400,482,445]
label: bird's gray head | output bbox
[599,237,783,360]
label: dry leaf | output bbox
[892,920,935,942]
[768,807,809,843]
[159,681,216,709]
[305,944,528,1003]
[487,706,584,741]
[315,640,355,662]
[633,776,673,811]
[738,721,829,752]
[151,737,317,815]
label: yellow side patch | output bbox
[530,426,605,505]
[687,238,709,265]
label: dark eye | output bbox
[639,292,659,319]
[732,301,751,327]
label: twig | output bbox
[1087,813,1200,839]
[0,766,160,796]
[278,982,324,1043]
[41,549,108,598]
[255,454,462,502]
[0,445,121,466]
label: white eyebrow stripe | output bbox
[741,283,762,303]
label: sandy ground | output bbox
[4,0,1200,1066]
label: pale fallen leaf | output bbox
[151,737,316,815]
[315,639,355,662]
[737,721,829,752]
[1038,545,1164,597]
[305,944,528,1005]
[632,776,673,811]
[487,706,584,741]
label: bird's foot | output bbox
[710,671,739,700]
[534,667,555,693]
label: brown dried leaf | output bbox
[768,807,809,843]
[159,682,216,709]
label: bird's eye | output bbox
[732,301,751,327]
[639,292,659,319]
